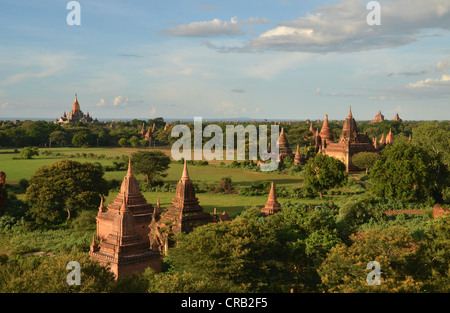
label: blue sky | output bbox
[0,0,449,121]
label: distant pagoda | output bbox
[371,111,385,123]
[54,94,97,125]
[277,128,294,161]
[261,182,281,215]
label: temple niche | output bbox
[54,94,97,125]
[90,159,161,279]
[316,107,384,172]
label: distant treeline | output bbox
[0,117,448,150]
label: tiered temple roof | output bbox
[90,160,161,278]
[150,161,212,254]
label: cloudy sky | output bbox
[0,0,449,121]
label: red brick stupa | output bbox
[277,128,294,161]
[150,161,212,254]
[319,114,334,143]
[261,182,281,215]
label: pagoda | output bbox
[96,159,154,241]
[319,114,334,143]
[371,111,385,123]
[261,182,281,215]
[393,112,402,122]
[90,195,161,279]
[319,107,381,172]
[150,161,212,254]
[277,128,294,161]
[294,144,304,166]
[385,128,394,145]
[54,94,96,125]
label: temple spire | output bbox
[348,106,353,117]
[181,160,190,180]
[127,158,133,177]
[268,182,277,203]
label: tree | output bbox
[130,150,171,185]
[370,143,447,202]
[118,138,128,147]
[413,215,450,292]
[72,131,90,148]
[25,159,109,225]
[20,146,39,159]
[412,122,450,165]
[0,251,116,292]
[129,136,140,148]
[50,130,68,147]
[351,152,381,174]
[304,154,348,198]
[318,226,422,292]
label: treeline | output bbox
[3,118,447,150]
[0,118,168,148]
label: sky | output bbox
[0,0,449,121]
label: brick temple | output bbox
[89,159,161,279]
[315,107,389,172]
[149,161,214,255]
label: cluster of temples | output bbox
[88,106,402,278]
[90,159,232,279]
[273,106,397,172]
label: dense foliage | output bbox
[25,159,109,225]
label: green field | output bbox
[1,147,312,217]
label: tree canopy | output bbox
[25,159,109,225]
[370,142,448,202]
[131,150,171,185]
[303,154,348,198]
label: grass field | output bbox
[1,146,311,216]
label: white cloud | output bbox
[113,96,128,106]
[436,58,450,72]
[1,53,79,84]
[408,74,450,88]
[164,16,268,37]
[210,0,450,53]
[96,98,106,107]
[164,17,243,37]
